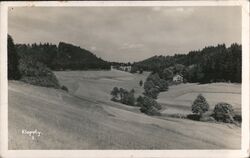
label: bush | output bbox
[191,94,209,117]
[137,96,161,116]
[213,102,235,123]
[18,57,60,88]
[61,85,68,92]
[233,114,242,123]
[169,113,186,119]
[187,114,201,121]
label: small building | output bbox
[111,65,132,72]
[121,66,131,72]
[173,74,183,83]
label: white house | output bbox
[111,65,131,72]
[120,66,131,72]
[173,74,183,82]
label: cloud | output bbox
[8,6,241,62]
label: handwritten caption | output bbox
[21,129,42,140]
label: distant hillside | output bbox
[16,42,111,71]
[133,44,241,83]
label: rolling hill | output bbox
[9,76,241,149]
[15,42,111,71]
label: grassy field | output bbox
[8,70,241,149]
[157,83,241,115]
[55,70,150,100]
[55,70,241,115]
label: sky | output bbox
[8,6,241,62]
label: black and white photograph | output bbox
[0,1,249,158]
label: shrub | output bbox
[191,94,209,117]
[140,106,161,116]
[169,113,186,119]
[137,96,161,116]
[233,114,242,123]
[187,114,201,121]
[213,102,235,123]
[61,85,68,92]
[18,57,60,88]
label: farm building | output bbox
[119,66,131,72]
[111,65,132,72]
[173,74,183,82]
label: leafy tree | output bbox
[143,80,159,99]
[8,35,21,80]
[191,94,209,116]
[144,80,155,91]
[162,68,173,81]
[139,80,143,87]
[136,96,161,115]
[146,73,168,92]
[121,89,135,106]
[143,87,159,99]
[213,102,235,123]
[159,79,168,91]
[111,87,120,101]
[110,87,135,106]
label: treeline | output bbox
[16,42,111,71]
[8,35,62,88]
[132,43,242,83]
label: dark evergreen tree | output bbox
[8,35,21,80]
[191,94,209,116]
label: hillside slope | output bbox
[15,42,110,71]
[157,83,241,115]
[9,79,241,149]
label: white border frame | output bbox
[0,1,249,158]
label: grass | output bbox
[157,83,241,115]
[8,70,242,149]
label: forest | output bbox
[132,44,242,83]
[15,42,111,71]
